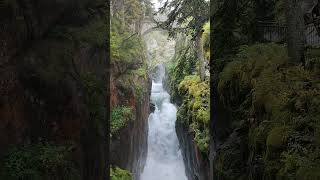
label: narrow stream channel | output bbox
[141,65,188,180]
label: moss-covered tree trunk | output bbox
[196,30,206,81]
[286,0,305,63]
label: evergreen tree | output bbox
[158,0,210,81]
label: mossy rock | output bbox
[266,126,289,148]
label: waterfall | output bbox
[141,64,188,180]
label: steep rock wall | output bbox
[0,1,108,179]
[176,121,209,180]
[110,60,151,180]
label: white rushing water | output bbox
[141,65,188,180]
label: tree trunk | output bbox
[195,30,206,81]
[286,0,305,63]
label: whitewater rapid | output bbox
[141,65,188,180]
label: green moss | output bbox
[110,167,132,180]
[0,143,79,180]
[177,75,210,152]
[218,43,320,178]
[266,126,289,148]
[111,106,134,135]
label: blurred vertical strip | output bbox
[105,0,110,180]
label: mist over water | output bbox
[141,65,188,180]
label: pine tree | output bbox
[158,0,210,81]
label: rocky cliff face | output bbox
[110,59,151,180]
[176,121,210,180]
[0,1,108,179]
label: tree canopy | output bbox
[158,0,210,38]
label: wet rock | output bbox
[150,103,155,112]
[176,121,210,180]
[110,60,152,180]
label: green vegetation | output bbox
[165,28,210,153]
[0,143,79,180]
[131,67,148,80]
[217,43,320,178]
[135,84,144,104]
[110,0,146,64]
[111,106,134,135]
[177,75,210,152]
[167,43,197,102]
[110,167,132,180]
[110,23,145,63]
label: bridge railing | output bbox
[257,21,320,62]
[257,21,287,43]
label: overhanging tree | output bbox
[157,0,210,81]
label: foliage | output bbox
[110,167,132,180]
[0,143,79,180]
[110,0,146,64]
[211,0,256,59]
[111,106,134,135]
[131,67,148,80]
[159,0,209,81]
[217,43,320,178]
[111,0,144,25]
[167,43,197,102]
[177,75,210,152]
[158,0,209,38]
[110,18,145,63]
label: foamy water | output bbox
[141,65,188,180]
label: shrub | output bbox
[0,143,79,180]
[111,106,134,135]
[110,167,132,180]
[177,75,210,152]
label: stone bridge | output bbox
[141,17,167,36]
